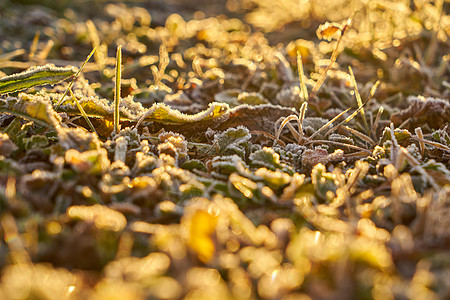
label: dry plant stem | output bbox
[309,15,353,100]
[306,140,372,154]
[38,40,54,61]
[56,47,96,109]
[297,102,308,143]
[286,122,301,141]
[29,31,40,60]
[114,45,122,135]
[341,125,375,146]
[0,49,26,62]
[390,123,400,169]
[86,20,105,71]
[415,127,425,158]
[275,115,299,143]
[411,136,450,152]
[372,106,384,140]
[309,107,350,140]
[297,51,309,102]
[68,88,97,135]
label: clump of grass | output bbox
[68,88,97,135]
[56,47,96,109]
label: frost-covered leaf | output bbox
[0,93,62,129]
[380,127,411,144]
[158,131,188,161]
[58,127,103,151]
[23,135,49,150]
[0,64,76,95]
[53,93,143,121]
[329,133,354,145]
[311,163,338,201]
[301,148,344,171]
[65,148,110,175]
[181,159,207,172]
[207,155,248,179]
[391,96,450,130]
[213,126,251,157]
[254,168,291,190]
[141,102,230,124]
[421,160,450,186]
[249,147,283,171]
[431,128,450,146]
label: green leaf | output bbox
[249,147,283,171]
[213,126,251,157]
[0,93,62,129]
[0,64,76,95]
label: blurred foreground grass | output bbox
[0,0,449,299]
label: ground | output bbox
[0,0,449,299]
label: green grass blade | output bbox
[0,64,76,95]
[69,88,97,135]
[55,47,96,109]
[114,45,122,134]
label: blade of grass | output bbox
[414,127,425,158]
[55,47,96,109]
[275,115,299,143]
[324,80,379,137]
[114,45,122,134]
[348,66,368,132]
[372,105,384,140]
[411,136,450,152]
[297,101,308,144]
[306,140,373,154]
[398,146,439,190]
[0,49,26,62]
[86,20,105,72]
[296,50,309,102]
[308,107,351,140]
[341,125,375,146]
[68,88,97,135]
[37,40,54,61]
[29,31,40,60]
[0,64,76,95]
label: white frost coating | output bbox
[114,136,128,162]
[407,95,449,106]
[0,64,77,82]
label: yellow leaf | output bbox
[188,210,218,263]
[316,22,342,41]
